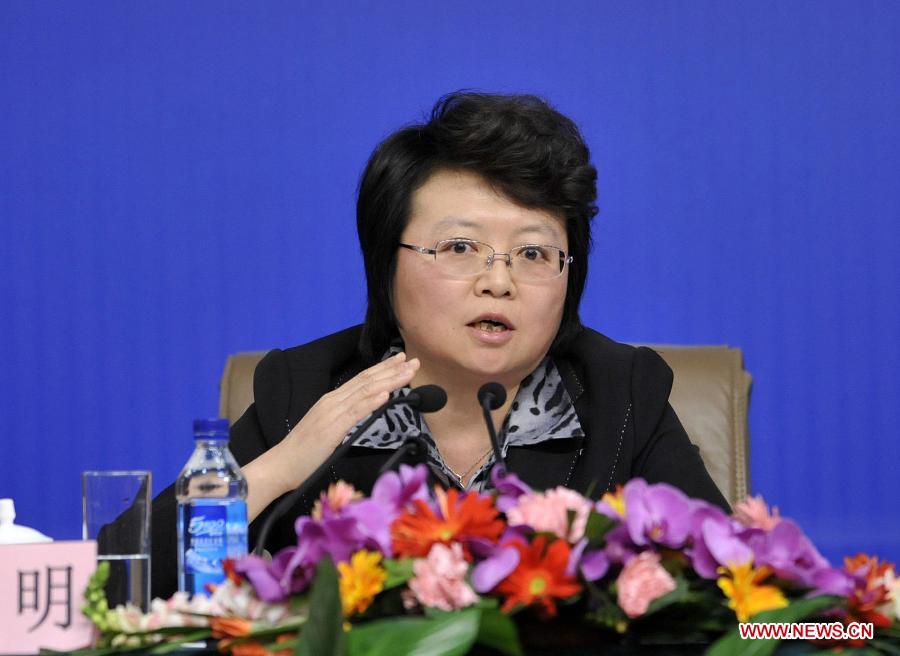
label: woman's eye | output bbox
[521,247,546,261]
[442,241,476,255]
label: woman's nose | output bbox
[475,255,517,297]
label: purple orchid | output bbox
[490,466,532,513]
[808,565,854,597]
[472,545,520,593]
[623,479,693,549]
[566,538,610,581]
[602,524,639,565]
[234,541,321,602]
[685,503,748,579]
[747,518,842,590]
[371,464,429,518]
[233,554,290,602]
[342,498,394,556]
[470,528,528,593]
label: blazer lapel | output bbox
[505,436,585,491]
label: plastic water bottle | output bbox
[176,418,248,595]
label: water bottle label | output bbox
[179,500,247,595]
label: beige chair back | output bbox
[641,345,752,506]
[220,345,751,505]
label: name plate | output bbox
[0,540,97,654]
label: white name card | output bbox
[0,540,97,654]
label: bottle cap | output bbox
[193,418,230,439]
[0,498,14,524]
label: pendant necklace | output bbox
[448,446,494,487]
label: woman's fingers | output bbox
[273,353,420,492]
[314,354,419,432]
[333,353,419,405]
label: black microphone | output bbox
[405,384,448,413]
[253,384,446,555]
[477,382,507,474]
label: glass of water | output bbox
[82,470,151,611]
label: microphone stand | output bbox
[253,395,401,556]
[252,385,446,556]
[478,383,508,475]
[378,434,427,474]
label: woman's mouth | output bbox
[466,317,515,345]
[471,319,509,333]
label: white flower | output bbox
[208,578,293,625]
[880,567,900,622]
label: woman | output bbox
[149,92,728,599]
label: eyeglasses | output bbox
[398,238,573,282]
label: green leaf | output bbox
[475,606,524,656]
[146,630,214,654]
[80,561,112,626]
[642,577,693,616]
[583,511,616,545]
[583,580,629,632]
[880,625,900,639]
[704,595,843,656]
[383,557,415,590]
[347,608,480,656]
[870,640,900,656]
[298,558,345,656]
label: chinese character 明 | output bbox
[17,565,73,631]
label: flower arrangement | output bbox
[78,466,900,655]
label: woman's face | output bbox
[393,169,569,389]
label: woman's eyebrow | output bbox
[432,217,561,240]
[432,216,479,233]
[512,223,562,241]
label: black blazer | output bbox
[147,325,728,599]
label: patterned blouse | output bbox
[344,350,585,492]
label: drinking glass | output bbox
[82,470,151,610]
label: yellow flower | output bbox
[717,562,788,622]
[600,486,626,518]
[338,550,387,617]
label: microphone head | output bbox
[408,384,447,413]
[477,382,507,410]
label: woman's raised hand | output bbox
[243,352,419,521]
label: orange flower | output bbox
[391,487,504,558]
[217,633,295,656]
[843,553,894,637]
[226,643,275,656]
[210,616,252,639]
[220,641,292,656]
[495,535,581,618]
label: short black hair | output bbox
[356,91,598,359]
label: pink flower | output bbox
[733,495,781,532]
[506,487,593,542]
[616,551,677,618]
[407,542,479,611]
[312,481,363,519]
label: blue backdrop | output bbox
[2,1,898,565]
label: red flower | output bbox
[495,535,582,618]
[391,487,504,558]
[223,558,244,585]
